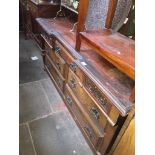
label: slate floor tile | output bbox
[19,32,48,84]
[19,82,52,123]
[19,61,48,84]
[40,79,67,113]
[19,43,29,62]
[29,111,94,155]
[19,124,36,155]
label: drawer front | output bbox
[67,68,107,129]
[54,51,66,76]
[68,66,120,126]
[45,55,65,91]
[44,40,66,77]
[55,41,75,65]
[85,78,120,125]
[64,84,102,148]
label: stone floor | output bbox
[19,32,94,155]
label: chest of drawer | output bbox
[45,54,65,92]
[64,84,104,148]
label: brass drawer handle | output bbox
[99,97,107,106]
[55,47,61,54]
[70,63,77,72]
[66,96,73,106]
[90,107,100,120]
[46,64,52,69]
[97,97,108,112]
[70,78,76,88]
[84,127,92,137]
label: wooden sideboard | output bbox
[20,0,135,154]
[35,16,135,155]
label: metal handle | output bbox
[90,107,100,120]
[55,47,61,54]
[99,97,107,106]
[70,78,76,88]
[46,64,52,69]
[66,96,73,106]
[70,63,77,72]
[84,127,92,137]
[97,96,108,112]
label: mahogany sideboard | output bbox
[35,16,135,155]
[20,0,135,154]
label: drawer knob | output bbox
[66,96,73,106]
[90,107,100,120]
[70,78,76,88]
[84,127,92,137]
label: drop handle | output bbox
[90,107,100,120]
[55,47,61,54]
[66,96,73,106]
[69,63,77,72]
[84,127,92,137]
[56,62,61,71]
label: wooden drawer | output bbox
[68,68,108,129]
[44,40,66,77]
[45,54,65,92]
[68,66,120,126]
[85,77,120,126]
[64,84,104,148]
[55,40,75,65]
